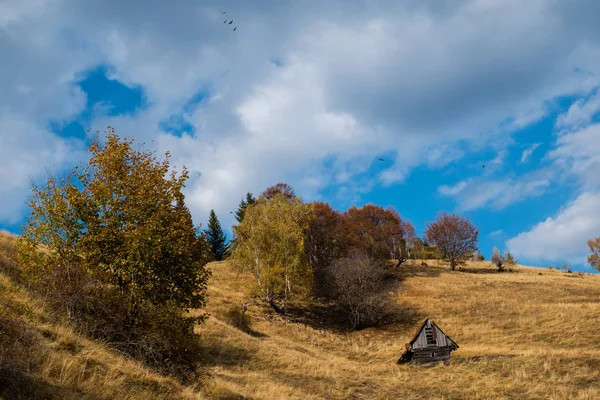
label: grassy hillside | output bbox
[3,229,600,399]
[0,231,203,400]
[201,260,600,399]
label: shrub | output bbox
[327,253,399,330]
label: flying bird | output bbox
[230,211,233,214]
[376,157,385,161]
[223,20,227,23]
[233,27,237,31]
[229,20,233,24]
[223,11,226,14]
[482,164,485,168]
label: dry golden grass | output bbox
[200,259,600,400]
[0,231,204,400]
[4,227,600,400]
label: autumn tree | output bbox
[260,182,296,200]
[206,209,228,261]
[491,246,506,272]
[304,202,343,297]
[337,204,410,266]
[16,173,88,317]
[18,127,211,335]
[588,237,600,271]
[424,212,479,271]
[233,194,313,312]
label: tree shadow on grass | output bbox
[0,369,104,400]
[396,262,446,279]
[197,337,254,368]
[457,266,519,274]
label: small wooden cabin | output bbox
[398,319,459,365]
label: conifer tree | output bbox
[207,209,228,261]
[235,192,256,224]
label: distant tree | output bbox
[472,251,486,261]
[561,263,572,273]
[207,209,228,261]
[260,182,296,200]
[505,251,516,266]
[337,204,411,266]
[424,212,479,271]
[328,253,398,330]
[588,237,600,271]
[233,194,313,312]
[491,247,506,272]
[304,202,343,297]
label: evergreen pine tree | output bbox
[235,197,247,224]
[235,192,256,224]
[207,209,228,261]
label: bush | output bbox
[327,253,399,330]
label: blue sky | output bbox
[2,0,600,273]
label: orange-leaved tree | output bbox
[424,212,479,271]
[337,204,411,266]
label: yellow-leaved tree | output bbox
[233,194,313,312]
[17,127,210,377]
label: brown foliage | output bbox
[588,237,600,271]
[424,212,479,270]
[259,182,296,200]
[327,253,399,330]
[304,202,343,297]
[337,204,409,264]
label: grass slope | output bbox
[0,231,203,400]
[201,260,600,400]
[3,228,600,400]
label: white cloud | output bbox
[548,123,600,189]
[520,143,541,163]
[489,229,504,238]
[4,0,600,231]
[438,172,553,211]
[438,180,470,196]
[555,91,600,132]
[506,191,600,267]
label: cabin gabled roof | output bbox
[398,319,459,364]
[406,318,459,349]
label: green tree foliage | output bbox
[588,237,600,271]
[17,127,211,334]
[235,192,256,224]
[207,209,228,261]
[424,212,479,270]
[232,194,313,312]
